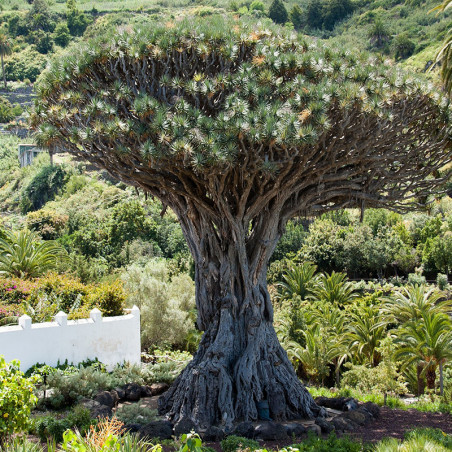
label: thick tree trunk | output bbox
[439,362,444,396]
[158,206,322,428]
[426,366,436,391]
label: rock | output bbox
[140,385,153,398]
[233,421,255,439]
[314,396,358,411]
[305,424,321,436]
[201,426,225,442]
[344,399,359,411]
[139,420,174,440]
[114,387,126,400]
[315,418,335,434]
[94,390,118,409]
[124,424,142,433]
[362,402,380,419]
[174,418,197,436]
[254,421,288,441]
[356,407,374,424]
[150,383,170,396]
[123,383,142,402]
[342,410,367,426]
[284,423,307,438]
[79,399,112,419]
[332,416,354,432]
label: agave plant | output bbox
[0,229,68,279]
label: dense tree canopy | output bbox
[31,16,452,428]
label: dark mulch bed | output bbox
[205,407,452,450]
[350,406,452,444]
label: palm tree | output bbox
[305,301,349,384]
[0,33,11,89]
[395,310,452,394]
[310,271,358,307]
[0,229,68,279]
[368,18,390,49]
[296,324,342,385]
[277,262,318,301]
[348,305,387,367]
[382,285,450,324]
[431,0,452,94]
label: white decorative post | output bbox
[131,305,140,319]
[19,314,32,329]
[55,311,68,326]
[90,308,102,323]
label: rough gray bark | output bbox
[158,206,321,428]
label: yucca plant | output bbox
[0,229,68,279]
[31,15,452,427]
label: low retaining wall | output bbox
[0,306,141,372]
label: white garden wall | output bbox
[0,306,141,372]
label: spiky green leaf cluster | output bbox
[31,15,452,175]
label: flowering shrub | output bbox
[0,278,36,304]
[27,273,89,312]
[0,274,126,323]
[0,356,38,446]
[0,303,24,325]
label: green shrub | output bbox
[404,428,452,449]
[407,273,426,286]
[53,22,70,47]
[437,273,448,290]
[115,404,157,425]
[33,30,54,54]
[0,357,38,445]
[141,351,191,384]
[221,436,259,452]
[250,0,265,12]
[268,0,288,24]
[60,426,155,451]
[34,405,93,443]
[20,164,68,213]
[291,432,363,451]
[67,8,91,36]
[26,209,69,240]
[375,436,450,452]
[45,366,116,408]
[393,32,416,60]
[4,47,46,82]
[87,280,126,317]
[0,97,16,123]
[122,260,195,349]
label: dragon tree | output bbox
[31,16,452,429]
